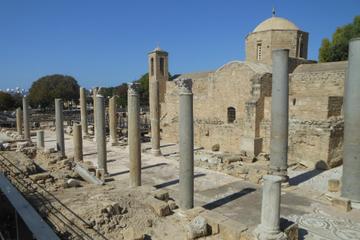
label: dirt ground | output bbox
[1,128,360,240]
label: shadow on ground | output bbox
[289,169,323,186]
[202,187,256,210]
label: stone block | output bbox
[331,196,351,212]
[186,216,209,239]
[167,200,178,210]
[284,223,298,240]
[256,153,269,161]
[219,218,248,240]
[154,189,169,201]
[328,179,340,192]
[29,172,51,182]
[66,179,81,188]
[223,155,242,164]
[146,196,171,217]
[212,144,220,152]
[200,210,229,235]
[183,207,206,221]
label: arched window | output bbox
[150,58,154,76]
[227,107,236,123]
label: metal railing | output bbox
[0,153,109,240]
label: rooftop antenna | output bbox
[272,7,276,17]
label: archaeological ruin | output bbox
[1,13,360,240]
[160,15,344,170]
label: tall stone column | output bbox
[73,124,83,162]
[254,175,287,240]
[36,130,44,149]
[109,96,119,145]
[16,108,23,136]
[269,49,289,182]
[22,96,31,141]
[128,84,141,187]
[96,95,107,173]
[177,78,194,210]
[79,87,88,136]
[149,77,161,156]
[55,98,65,158]
[342,38,360,204]
[92,87,99,139]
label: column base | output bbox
[151,149,162,156]
[254,226,288,240]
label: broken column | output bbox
[16,107,23,136]
[79,87,88,136]
[149,74,161,156]
[36,130,44,149]
[95,94,107,174]
[73,124,83,162]
[254,175,286,240]
[22,96,30,141]
[55,98,65,158]
[109,96,119,145]
[177,78,194,210]
[128,84,141,187]
[342,38,360,204]
[269,49,289,182]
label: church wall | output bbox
[161,63,263,153]
[259,62,346,168]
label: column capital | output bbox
[128,83,139,95]
[176,78,192,94]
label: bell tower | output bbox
[148,47,169,103]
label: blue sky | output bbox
[0,0,359,90]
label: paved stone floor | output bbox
[32,130,360,240]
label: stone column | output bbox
[177,78,194,210]
[96,95,107,173]
[55,98,65,158]
[22,96,31,141]
[16,108,23,136]
[73,124,83,162]
[80,87,88,136]
[92,87,99,139]
[150,76,161,156]
[254,175,287,240]
[36,130,44,149]
[269,49,289,182]
[109,96,118,145]
[342,38,360,204]
[128,84,141,187]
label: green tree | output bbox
[28,74,80,108]
[135,73,149,106]
[0,92,15,111]
[319,16,360,62]
[115,83,128,107]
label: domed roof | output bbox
[253,17,299,32]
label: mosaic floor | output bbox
[288,206,360,240]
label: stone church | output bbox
[149,14,346,169]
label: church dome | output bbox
[253,17,299,33]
